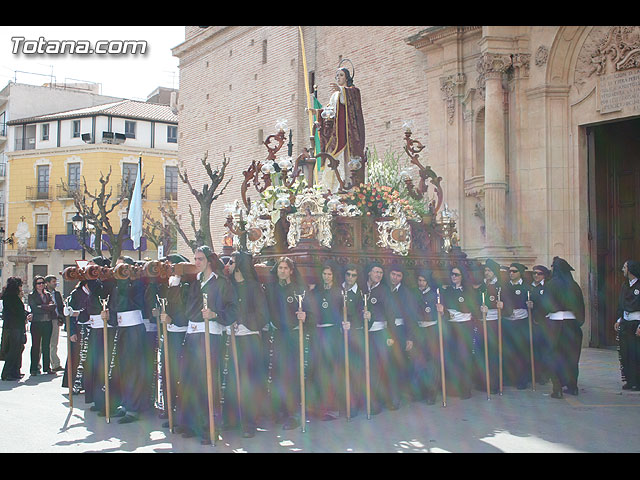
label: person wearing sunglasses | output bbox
[27,275,57,376]
[341,264,364,416]
[501,263,532,390]
[527,265,552,386]
[436,266,481,399]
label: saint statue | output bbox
[316,61,366,192]
[14,218,30,253]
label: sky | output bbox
[0,26,186,100]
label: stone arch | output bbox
[546,26,589,86]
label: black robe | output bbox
[616,280,640,387]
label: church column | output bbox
[478,53,512,248]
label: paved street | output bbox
[1,326,640,453]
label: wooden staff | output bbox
[64,297,73,411]
[229,322,243,430]
[436,288,447,407]
[154,300,163,415]
[157,295,174,433]
[497,287,503,396]
[100,296,110,424]
[527,290,536,391]
[362,292,371,419]
[296,291,307,433]
[482,292,491,400]
[202,293,216,445]
[342,290,351,422]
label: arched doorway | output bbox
[589,117,640,347]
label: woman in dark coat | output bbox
[436,265,481,399]
[224,251,268,437]
[28,275,57,375]
[1,277,32,381]
[306,261,344,421]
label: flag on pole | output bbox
[127,158,143,250]
[313,95,322,178]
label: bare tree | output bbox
[61,167,153,260]
[143,208,174,256]
[159,152,231,253]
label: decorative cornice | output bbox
[406,26,482,50]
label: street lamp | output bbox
[0,227,14,246]
[72,211,86,260]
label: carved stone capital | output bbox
[476,53,513,97]
[477,53,513,77]
[511,53,531,78]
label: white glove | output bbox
[63,306,73,316]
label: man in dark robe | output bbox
[615,260,640,390]
[545,257,585,398]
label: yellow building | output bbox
[6,100,178,294]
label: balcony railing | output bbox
[26,185,51,201]
[14,137,36,151]
[56,184,81,199]
[162,187,178,201]
[27,236,49,250]
[118,183,147,199]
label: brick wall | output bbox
[175,25,430,257]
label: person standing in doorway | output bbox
[615,260,640,390]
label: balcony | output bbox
[26,236,49,250]
[162,186,178,201]
[118,183,147,200]
[14,136,36,151]
[26,185,51,201]
[56,184,81,199]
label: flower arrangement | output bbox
[342,182,420,220]
[338,145,425,220]
[343,182,389,217]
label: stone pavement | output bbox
[1,326,640,453]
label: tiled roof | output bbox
[8,99,177,125]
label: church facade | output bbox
[173,26,640,348]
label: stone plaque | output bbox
[599,69,640,114]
